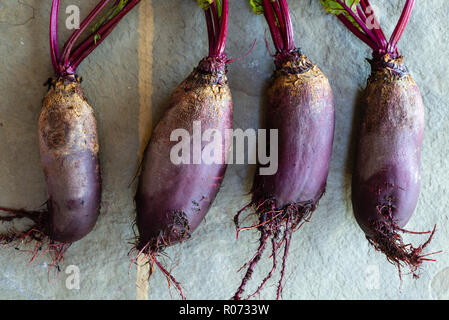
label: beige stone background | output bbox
[0,0,448,300]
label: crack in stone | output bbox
[0,0,36,26]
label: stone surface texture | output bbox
[0,0,448,300]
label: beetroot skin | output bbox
[39,79,101,243]
[352,55,435,276]
[254,52,335,210]
[135,57,233,252]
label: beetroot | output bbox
[232,0,334,300]
[135,58,233,250]
[0,0,142,268]
[322,0,439,278]
[38,79,101,244]
[133,0,232,299]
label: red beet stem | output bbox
[334,0,381,48]
[203,0,229,58]
[205,9,216,57]
[49,0,141,77]
[278,0,295,51]
[49,0,61,73]
[215,0,229,57]
[261,0,295,53]
[337,13,378,51]
[69,19,120,70]
[360,0,387,49]
[271,1,286,46]
[356,5,367,23]
[263,0,284,52]
[69,0,141,70]
[388,0,415,54]
[329,0,413,57]
[211,1,221,46]
[60,0,111,69]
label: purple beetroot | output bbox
[0,0,142,269]
[133,0,232,299]
[322,0,439,278]
[233,0,335,300]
